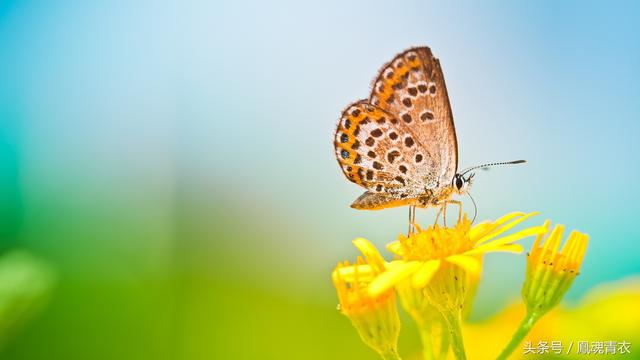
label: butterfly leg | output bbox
[434,205,443,226]
[447,200,463,223]
[443,202,448,227]
[441,200,463,226]
[408,205,417,235]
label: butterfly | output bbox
[333,46,523,230]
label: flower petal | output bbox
[332,264,375,283]
[476,212,539,244]
[531,220,552,252]
[540,225,564,261]
[468,221,492,241]
[493,211,527,225]
[411,260,441,287]
[470,212,524,241]
[472,243,524,255]
[352,237,386,272]
[574,234,589,268]
[468,225,547,255]
[556,230,578,269]
[386,241,403,256]
[446,255,482,275]
[385,260,406,269]
[369,261,421,297]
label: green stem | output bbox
[442,311,466,360]
[438,316,450,360]
[417,323,435,360]
[379,348,402,360]
[496,312,539,360]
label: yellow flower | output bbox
[522,220,588,316]
[396,280,445,359]
[332,238,401,359]
[368,212,546,312]
[363,212,545,360]
[494,222,589,360]
[462,277,636,360]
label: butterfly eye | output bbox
[455,176,464,190]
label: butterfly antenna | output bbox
[467,192,478,224]
[460,160,526,176]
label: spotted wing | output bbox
[334,100,425,198]
[369,47,458,189]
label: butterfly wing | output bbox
[369,47,458,189]
[334,100,425,198]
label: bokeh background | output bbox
[0,1,639,359]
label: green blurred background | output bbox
[0,0,638,359]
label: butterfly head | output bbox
[452,160,526,195]
[452,172,474,195]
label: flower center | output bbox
[400,220,475,261]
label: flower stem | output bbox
[442,310,466,360]
[438,315,450,359]
[496,312,539,360]
[379,348,402,360]
[417,323,435,360]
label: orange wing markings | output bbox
[370,49,425,107]
[369,47,458,188]
[334,101,407,192]
[334,46,460,207]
